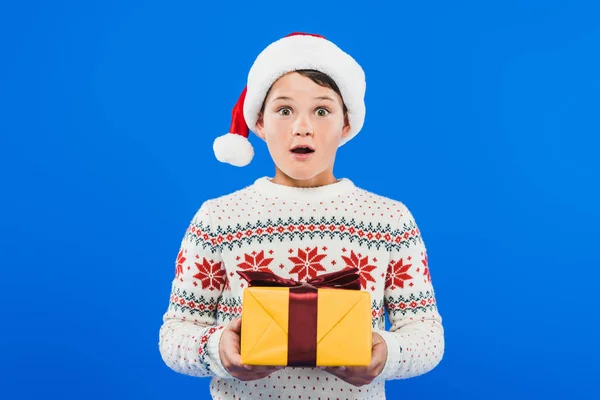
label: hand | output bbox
[219,318,283,381]
[324,332,388,387]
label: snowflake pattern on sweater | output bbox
[158,177,444,400]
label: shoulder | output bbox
[351,183,427,249]
[351,182,413,220]
[190,180,258,223]
[204,186,252,209]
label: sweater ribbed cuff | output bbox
[205,327,233,379]
[372,329,403,381]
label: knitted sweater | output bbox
[158,177,444,400]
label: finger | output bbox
[228,317,242,333]
[222,328,243,359]
[228,359,281,373]
[234,367,281,381]
[228,336,241,357]
[247,368,281,378]
[370,346,388,369]
[254,365,284,372]
[324,366,371,385]
[242,372,277,381]
[222,348,245,373]
[332,366,367,375]
[241,365,282,373]
[236,362,282,372]
[323,365,347,371]
[324,366,347,379]
[372,332,384,345]
[226,351,244,369]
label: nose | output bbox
[292,113,313,137]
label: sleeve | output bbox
[373,203,445,381]
[158,200,233,379]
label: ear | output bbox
[255,114,266,140]
[341,114,351,138]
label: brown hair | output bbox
[258,69,349,121]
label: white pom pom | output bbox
[213,133,254,167]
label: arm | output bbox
[158,200,232,378]
[373,203,445,380]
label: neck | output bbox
[271,167,338,188]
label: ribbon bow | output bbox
[237,267,361,290]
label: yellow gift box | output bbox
[237,269,372,367]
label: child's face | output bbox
[255,72,351,184]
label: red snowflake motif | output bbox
[288,247,327,281]
[422,252,431,282]
[193,258,226,291]
[341,250,377,290]
[237,250,275,273]
[175,249,186,279]
[386,258,413,289]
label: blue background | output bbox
[1,1,599,399]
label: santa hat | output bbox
[213,32,366,167]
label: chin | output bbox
[281,169,318,181]
[279,164,326,181]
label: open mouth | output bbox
[290,146,315,154]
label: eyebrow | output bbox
[270,95,336,103]
[315,96,335,102]
[271,96,293,103]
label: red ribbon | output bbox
[237,268,360,366]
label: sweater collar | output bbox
[251,176,357,201]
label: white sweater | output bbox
[158,177,444,399]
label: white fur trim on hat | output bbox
[243,34,366,147]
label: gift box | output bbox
[237,268,372,367]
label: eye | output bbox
[316,108,330,117]
[277,107,292,116]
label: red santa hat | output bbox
[213,32,366,167]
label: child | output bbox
[158,32,444,399]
